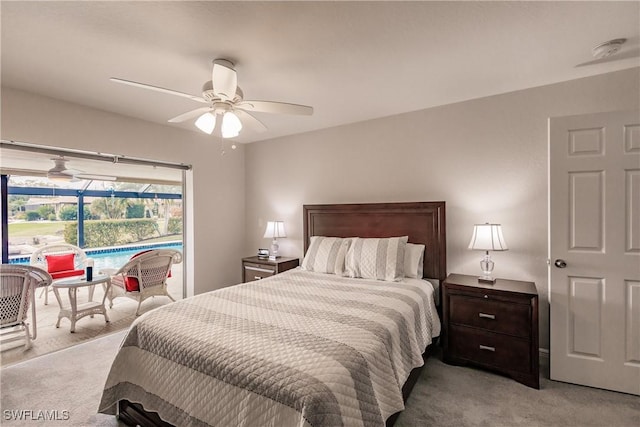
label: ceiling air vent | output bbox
[592,38,626,59]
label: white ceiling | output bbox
[1,1,639,149]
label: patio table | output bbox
[52,274,111,333]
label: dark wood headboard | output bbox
[303,202,446,282]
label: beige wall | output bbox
[1,87,246,294]
[244,67,640,349]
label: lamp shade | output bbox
[263,221,286,239]
[468,223,508,251]
[221,111,242,138]
[195,112,216,135]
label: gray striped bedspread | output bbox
[99,268,441,427]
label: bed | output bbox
[99,201,446,427]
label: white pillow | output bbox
[404,243,425,279]
[345,236,408,282]
[301,236,350,275]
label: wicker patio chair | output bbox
[30,243,90,305]
[1,265,52,350]
[106,249,182,316]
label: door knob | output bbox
[554,259,567,268]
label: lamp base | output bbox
[269,239,280,261]
[478,252,496,284]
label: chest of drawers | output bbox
[442,274,539,389]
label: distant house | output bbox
[24,196,79,213]
[23,196,99,219]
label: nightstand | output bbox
[241,256,299,283]
[442,273,539,389]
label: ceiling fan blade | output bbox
[47,172,79,182]
[212,59,238,101]
[75,173,117,181]
[110,78,207,104]
[63,168,83,175]
[233,109,268,132]
[168,107,212,123]
[236,100,313,116]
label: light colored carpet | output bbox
[1,330,126,426]
[396,349,640,427]
[1,333,638,427]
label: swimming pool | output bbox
[10,241,183,270]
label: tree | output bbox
[59,205,77,221]
[26,211,40,221]
[8,195,28,217]
[126,203,145,219]
[59,205,94,221]
[90,197,127,219]
[36,205,55,220]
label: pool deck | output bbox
[8,241,183,264]
[0,263,183,367]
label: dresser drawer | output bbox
[449,325,531,374]
[449,294,531,338]
[244,263,275,281]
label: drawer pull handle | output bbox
[254,276,262,280]
[479,313,495,320]
[479,345,495,352]
[245,266,274,274]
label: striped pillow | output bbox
[346,236,409,282]
[404,243,425,279]
[301,236,350,275]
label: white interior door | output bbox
[549,110,640,395]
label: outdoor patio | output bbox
[0,262,183,367]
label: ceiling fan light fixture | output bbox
[195,112,216,134]
[221,111,242,138]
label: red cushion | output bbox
[46,253,76,273]
[50,269,85,280]
[123,250,172,292]
[124,277,140,292]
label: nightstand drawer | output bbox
[449,325,531,374]
[449,294,531,338]
[244,264,275,281]
[242,256,299,283]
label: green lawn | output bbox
[8,221,69,237]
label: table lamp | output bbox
[264,221,286,261]
[468,223,508,284]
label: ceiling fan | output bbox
[47,156,116,182]
[111,59,313,139]
[576,38,639,67]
